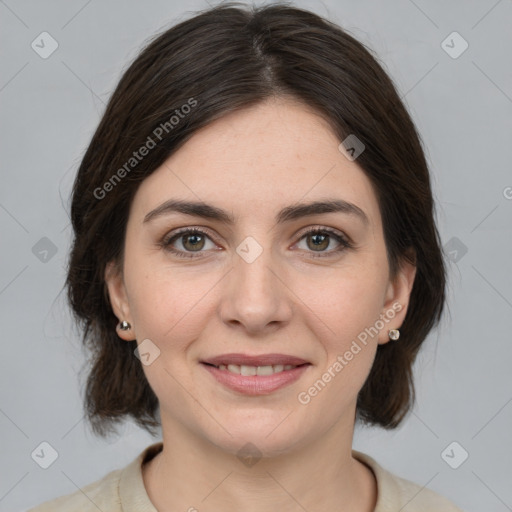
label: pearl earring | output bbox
[388,329,400,341]
[119,320,131,331]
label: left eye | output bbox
[294,228,351,257]
[161,227,352,259]
[300,229,348,252]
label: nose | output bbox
[218,239,293,335]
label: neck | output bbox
[142,414,377,512]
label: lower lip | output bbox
[201,363,311,395]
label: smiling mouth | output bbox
[201,361,312,395]
[202,362,310,376]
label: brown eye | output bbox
[181,232,206,251]
[161,228,217,259]
[295,228,352,258]
[306,232,330,251]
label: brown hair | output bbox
[66,2,446,438]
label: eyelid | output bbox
[161,226,220,248]
[291,226,353,257]
[163,224,350,241]
[160,224,353,258]
[293,224,350,242]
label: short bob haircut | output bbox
[66,2,446,438]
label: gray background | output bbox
[1,0,511,511]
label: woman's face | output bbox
[106,97,415,457]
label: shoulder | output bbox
[25,467,123,512]
[352,450,465,512]
[26,442,163,512]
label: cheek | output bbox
[301,261,387,345]
[293,259,386,401]
[294,270,384,419]
[126,243,387,352]
[124,259,221,411]
[125,256,221,350]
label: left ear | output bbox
[377,249,417,345]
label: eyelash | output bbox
[159,226,353,260]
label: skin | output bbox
[105,96,416,512]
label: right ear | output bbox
[104,260,135,341]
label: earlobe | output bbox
[378,254,417,345]
[104,260,135,341]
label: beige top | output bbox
[27,442,463,511]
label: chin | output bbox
[202,416,308,460]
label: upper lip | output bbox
[201,353,310,367]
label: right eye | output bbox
[160,227,219,258]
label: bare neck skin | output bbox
[142,408,377,512]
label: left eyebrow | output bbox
[143,198,370,227]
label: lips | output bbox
[200,353,312,394]
[201,358,311,395]
[201,353,309,367]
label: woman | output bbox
[28,2,464,511]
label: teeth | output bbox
[217,364,300,375]
[241,365,256,376]
[257,365,277,376]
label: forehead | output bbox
[132,98,380,229]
